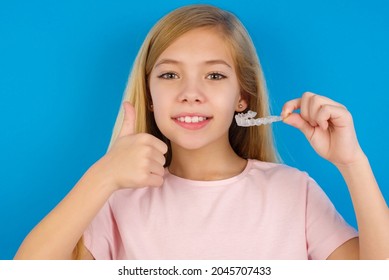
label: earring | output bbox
[149,104,154,111]
[238,103,243,109]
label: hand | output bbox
[281,92,365,167]
[96,102,168,190]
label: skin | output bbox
[148,27,248,181]
[14,27,389,260]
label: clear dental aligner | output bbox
[235,110,283,127]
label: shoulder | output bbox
[247,159,310,183]
[108,186,154,211]
[244,159,320,198]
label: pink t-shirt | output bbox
[84,159,358,259]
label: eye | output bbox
[206,72,227,80]
[158,72,179,79]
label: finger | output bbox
[301,92,318,127]
[118,102,136,138]
[153,151,167,166]
[305,93,347,129]
[316,104,352,130]
[281,98,301,119]
[283,112,315,141]
[147,173,164,188]
[136,133,168,156]
[150,137,169,155]
[149,159,166,177]
[310,93,346,108]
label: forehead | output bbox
[155,27,235,66]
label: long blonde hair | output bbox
[110,4,279,165]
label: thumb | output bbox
[281,98,314,140]
[283,113,315,140]
[118,102,136,138]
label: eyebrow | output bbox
[154,59,232,69]
[205,59,232,68]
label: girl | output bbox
[15,4,389,260]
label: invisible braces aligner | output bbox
[235,110,283,127]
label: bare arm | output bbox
[334,155,389,259]
[14,163,114,259]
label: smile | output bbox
[172,114,212,130]
[175,116,208,123]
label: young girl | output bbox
[15,4,389,260]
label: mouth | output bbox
[172,114,212,129]
[174,116,209,123]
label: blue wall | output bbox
[1,0,388,259]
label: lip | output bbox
[171,113,212,130]
[172,112,212,118]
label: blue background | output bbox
[1,0,388,260]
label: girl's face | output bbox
[149,27,247,151]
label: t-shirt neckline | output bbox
[165,159,253,187]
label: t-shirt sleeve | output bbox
[83,200,115,260]
[305,177,358,260]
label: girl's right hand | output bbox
[94,102,168,190]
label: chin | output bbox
[163,128,229,152]
[172,141,209,151]
[170,135,227,152]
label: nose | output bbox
[177,78,205,104]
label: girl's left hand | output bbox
[281,92,365,167]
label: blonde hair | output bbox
[110,4,279,165]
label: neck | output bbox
[168,141,247,181]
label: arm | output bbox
[14,163,114,259]
[333,155,389,259]
[282,92,389,259]
[14,103,167,259]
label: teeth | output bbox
[177,116,207,123]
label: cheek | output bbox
[149,88,171,130]
[149,79,172,104]
[216,86,241,108]
[151,89,171,113]
[149,82,163,106]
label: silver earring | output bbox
[238,103,243,109]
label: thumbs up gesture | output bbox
[96,102,168,190]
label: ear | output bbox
[235,98,248,112]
